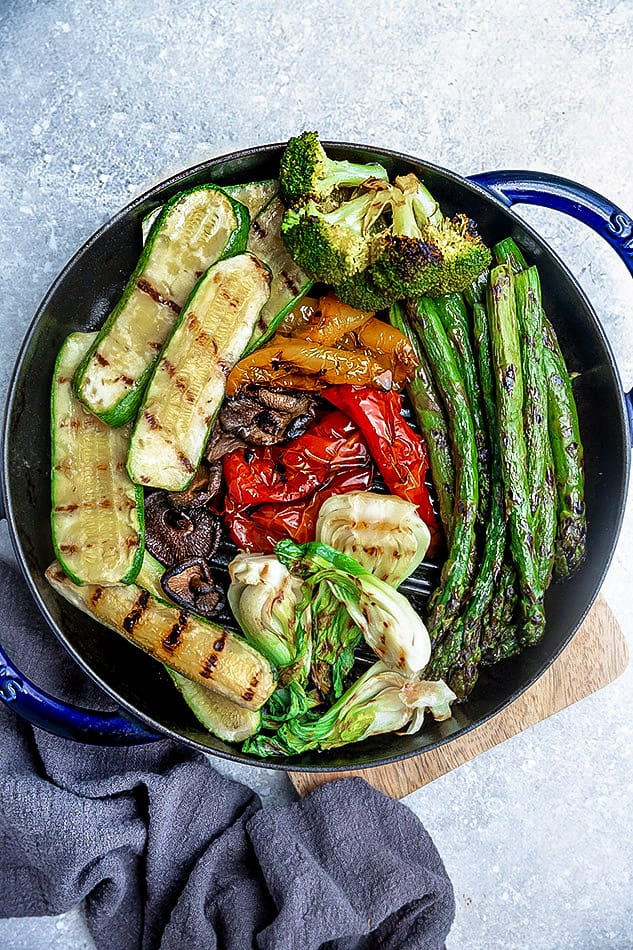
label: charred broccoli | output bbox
[280,131,389,205]
[281,188,391,286]
[367,174,492,299]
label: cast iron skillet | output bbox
[1,143,632,772]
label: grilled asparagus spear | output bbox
[389,303,455,540]
[487,265,545,644]
[407,297,479,644]
[515,267,557,586]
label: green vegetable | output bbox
[435,292,490,523]
[281,189,389,286]
[244,661,455,757]
[279,130,388,205]
[166,668,261,742]
[51,332,144,586]
[367,174,492,300]
[275,539,431,677]
[514,267,557,587]
[389,302,455,539]
[127,253,271,491]
[141,178,279,245]
[74,184,250,427]
[227,553,304,670]
[243,195,314,355]
[543,320,587,577]
[487,264,545,644]
[407,296,478,643]
[309,579,362,701]
[315,491,430,588]
[45,561,276,710]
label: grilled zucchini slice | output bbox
[127,252,271,491]
[166,668,261,742]
[74,184,249,427]
[243,195,313,355]
[51,332,144,586]
[141,179,279,245]
[46,562,276,710]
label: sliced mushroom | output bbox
[161,557,225,617]
[166,460,223,509]
[205,421,246,463]
[144,492,222,566]
[218,388,317,446]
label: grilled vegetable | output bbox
[315,491,430,587]
[494,237,586,577]
[290,293,373,345]
[435,292,490,523]
[127,253,271,491]
[244,661,455,757]
[487,265,545,644]
[515,267,556,587]
[309,580,361,701]
[228,553,305,670]
[51,332,143,586]
[226,338,394,395]
[321,385,438,534]
[407,297,478,641]
[74,184,250,427]
[543,320,587,576]
[166,668,261,742]
[276,540,431,676]
[279,130,388,205]
[46,561,275,709]
[389,303,455,540]
[243,196,314,354]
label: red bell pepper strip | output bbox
[223,410,374,552]
[321,385,439,534]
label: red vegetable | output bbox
[223,411,374,552]
[322,385,439,533]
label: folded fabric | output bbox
[0,557,455,949]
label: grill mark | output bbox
[162,610,188,653]
[115,374,135,386]
[200,653,218,678]
[122,589,150,635]
[281,270,300,295]
[178,452,194,473]
[144,410,160,430]
[163,359,176,378]
[59,543,79,553]
[213,632,227,652]
[56,375,72,384]
[90,587,104,607]
[252,219,267,239]
[137,277,181,315]
[241,688,255,702]
[95,353,109,367]
[54,503,78,512]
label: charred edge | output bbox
[137,278,181,315]
[163,611,188,653]
[123,589,150,635]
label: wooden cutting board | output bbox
[289,595,628,799]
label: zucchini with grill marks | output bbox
[243,195,313,355]
[45,562,276,710]
[74,184,250,427]
[127,252,271,491]
[166,668,261,741]
[51,332,144,586]
[141,179,279,245]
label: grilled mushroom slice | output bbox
[144,492,222,566]
[166,461,222,509]
[161,557,225,617]
[219,388,317,446]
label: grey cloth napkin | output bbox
[0,558,455,949]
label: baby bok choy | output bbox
[244,661,455,756]
[275,539,431,677]
[316,491,431,587]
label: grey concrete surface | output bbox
[1,0,632,947]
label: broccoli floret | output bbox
[281,190,388,286]
[335,269,397,311]
[280,131,389,205]
[368,175,492,298]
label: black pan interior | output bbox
[3,143,629,771]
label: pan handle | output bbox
[0,503,159,744]
[469,169,633,438]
